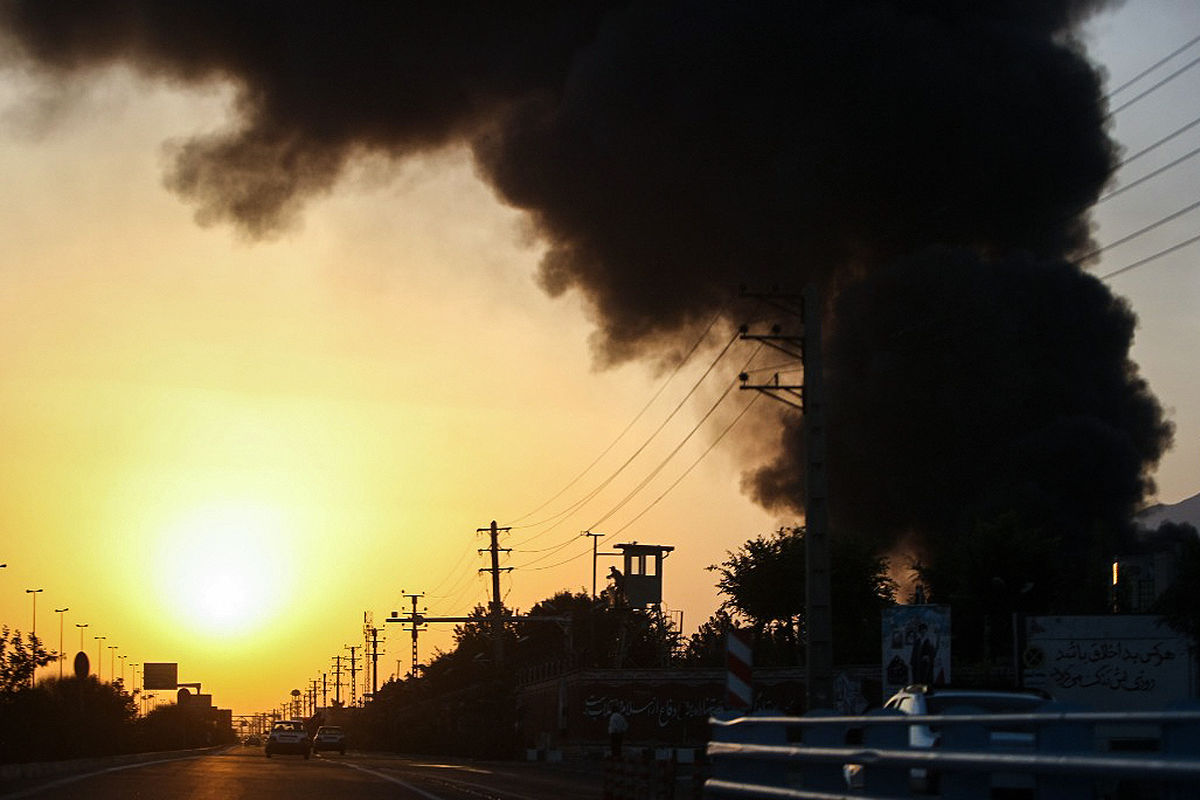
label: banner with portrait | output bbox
[881,605,951,698]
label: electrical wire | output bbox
[1098,143,1200,203]
[507,308,726,527]
[586,343,766,533]
[1099,232,1200,281]
[519,543,595,572]
[609,392,762,537]
[421,535,479,600]
[1117,115,1200,169]
[1107,52,1200,117]
[1107,32,1200,97]
[1078,197,1200,262]
[512,343,765,571]
[506,329,742,544]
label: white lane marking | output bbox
[432,775,540,800]
[338,761,448,800]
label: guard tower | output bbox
[613,543,674,608]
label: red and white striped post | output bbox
[725,628,753,711]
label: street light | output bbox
[25,588,43,636]
[75,623,89,653]
[108,645,118,683]
[118,654,127,686]
[129,662,139,693]
[93,636,106,678]
[54,607,69,679]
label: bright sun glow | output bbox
[155,502,294,637]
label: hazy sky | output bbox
[1,0,1197,716]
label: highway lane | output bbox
[0,746,604,799]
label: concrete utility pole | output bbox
[739,284,834,710]
[345,646,358,707]
[801,285,834,710]
[332,655,344,706]
[478,521,513,667]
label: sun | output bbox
[154,502,294,637]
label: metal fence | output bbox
[705,704,1200,799]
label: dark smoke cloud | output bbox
[1,1,1172,598]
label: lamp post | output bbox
[54,607,69,679]
[76,623,89,653]
[118,654,127,686]
[129,663,139,693]
[108,645,118,683]
[25,588,43,636]
[93,636,106,678]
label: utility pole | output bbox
[582,531,620,599]
[739,284,834,710]
[321,672,327,709]
[478,520,512,667]
[401,592,425,678]
[364,612,382,701]
[345,646,359,707]
[332,655,344,706]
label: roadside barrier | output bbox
[704,704,1200,799]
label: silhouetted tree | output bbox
[679,609,736,666]
[1147,522,1200,644]
[914,511,1063,663]
[0,676,136,763]
[0,627,55,695]
[708,527,896,666]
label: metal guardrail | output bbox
[705,704,1200,799]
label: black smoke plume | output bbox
[0,1,1173,607]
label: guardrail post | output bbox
[1164,701,1200,800]
[861,708,909,796]
[938,706,990,800]
[1036,702,1091,800]
[796,709,848,793]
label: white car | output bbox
[882,684,1050,793]
[265,720,311,759]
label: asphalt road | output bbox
[0,746,605,800]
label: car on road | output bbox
[882,684,1052,793]
[311,725,346,755]
[265,720,311,759]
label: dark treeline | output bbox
[0,628,234,764]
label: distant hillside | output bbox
[1137,491,1200,531]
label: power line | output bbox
[1107,52,1200,117]
[1107,32,1200,97]
[519,542,596,572]
[1117,115,1200,169]
[1098,143,1200,203]
[610,392,762,538]
[586,344,765,533]
[1099,232,1200,281]
[507,308,726,526]
[1078,197,1200,262]
[507,330,742,542]
[514,344,765,570]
